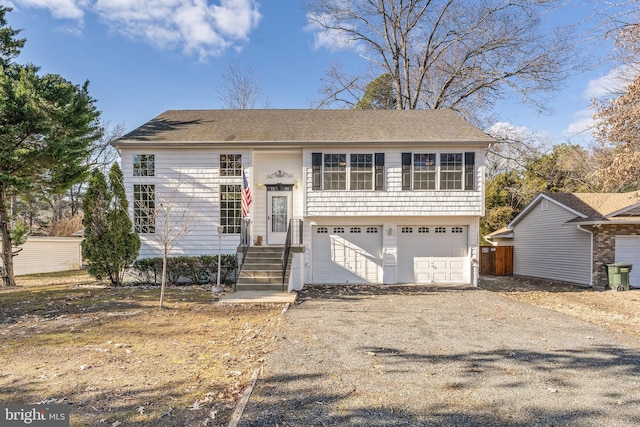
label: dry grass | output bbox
[1,271,283,426]
[3,272,640,426]
[479,276,640,341]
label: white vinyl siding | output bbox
[512,199,591,285]
[121,148,251,258]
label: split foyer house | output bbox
[113,109,494,290]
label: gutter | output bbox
[577,225,594,288]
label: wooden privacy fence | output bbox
[480,246,513,276]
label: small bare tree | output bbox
[215,60,270,109]
[134,175,198,308]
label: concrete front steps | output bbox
[236,246,292,291]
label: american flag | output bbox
[241,169,252,218]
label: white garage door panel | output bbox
[312,226,383,284]
[398,226,468,284]
[615,236,640,287]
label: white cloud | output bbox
[305,13,358,51]
[563,109,594,137]
[16,0,87,20]
[561,65,640,139]
[583,65,638,100]
[487,121,545,142]
[11,0,262,60]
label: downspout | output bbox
[577,225,593,288]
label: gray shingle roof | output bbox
[543,192,640,221]
[114,109,495,146]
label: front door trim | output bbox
[266,184,293,245]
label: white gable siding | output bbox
[512,199,591,285]
[121,148,251,258]
[303,149,484,217]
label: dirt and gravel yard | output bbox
[0,271,283,426]
[239,281,640,426]
[2,272,640,426]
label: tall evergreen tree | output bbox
[82,164,139,285]
[0,6,102,286]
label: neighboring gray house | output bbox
[490,192,640,288]
[113,109,494,290]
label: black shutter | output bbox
[402,153,412,190]
[465,152,475,190]
[375,153,385,190]
[312,153,322,190]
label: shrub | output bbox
[131,255,237,285]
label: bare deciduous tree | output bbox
[215,60,269,109]
[134,175,198,308]
[307,0,579,121]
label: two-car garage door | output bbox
[311,225,469,284]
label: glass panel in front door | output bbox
[272,196,288,233]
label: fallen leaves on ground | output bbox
[0,271,283,426]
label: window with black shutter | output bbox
[312,153,322,190]
[375,153,385,190]
[402,152,411,190]
[465,152,475,190]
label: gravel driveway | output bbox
[239,285,640,426]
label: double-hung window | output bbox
[323,154,347,190]
[413,153,436,190]
[133,184,155,233]
[440,153,463,190]
[133,154,155,176]
[350,154,373,190]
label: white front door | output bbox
[267,191,292,245]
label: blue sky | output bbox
[0,0,629,145]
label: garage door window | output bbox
[418,227,429,233]
[367,227,379,233]
[402,227,413,233]
[435,227,446,233]
[350,227,361,233]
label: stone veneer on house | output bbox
[592,224,640,288]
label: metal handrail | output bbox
[236,219,251,287]
[281,219,303,292]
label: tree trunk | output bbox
[159,247,167,309]
[0,184,16,286]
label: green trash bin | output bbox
[605,262,632,291]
